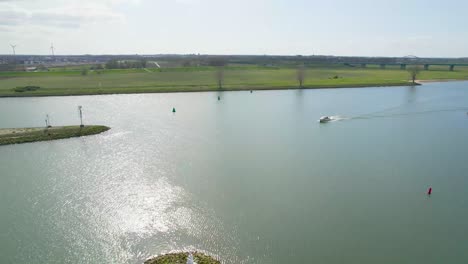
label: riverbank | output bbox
[416,79,463,83]
[144,252,220,264]
[0,82,414,97]
[0,125,110,145]
[1,65,468,97]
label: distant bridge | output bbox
[344,62,468,71]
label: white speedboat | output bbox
[319,116,332,123]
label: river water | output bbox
[1,82,468,264]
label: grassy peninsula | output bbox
[144,252,220,264]
[0,125,110,145]
[1,64,468,97]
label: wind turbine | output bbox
[10,44,17,56]
[10,44,17,67]
[50,43,55,57]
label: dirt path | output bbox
[0,127,45,136]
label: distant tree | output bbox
[296,65,305,88]
[81,68,88,76]
[105,59,119,69]
[37,64,48,71]
[407,65,421,84]
[208,57,228,67]
[216,66,224,89]
[140,58,148,68]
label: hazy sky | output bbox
[1,0,467,57]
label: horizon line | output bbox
[1,53,467,59]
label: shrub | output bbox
[14,86,41,92]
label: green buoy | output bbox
[172,107,176,113]
[218,96,220,100]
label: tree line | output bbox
[105,59,148,69]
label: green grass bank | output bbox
[0,125,110,146]
[1,65,468,97]
[144,252,220,264]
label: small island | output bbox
[145,252,220,264]
[0,125,110,146]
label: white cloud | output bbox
[1,0,467,56]
[0,0,127,29]
[0,0,136,54]
[0,3,29,26]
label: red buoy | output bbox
[427,187,432,195]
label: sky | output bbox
[1,0,467,57]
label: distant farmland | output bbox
[1,64,468,97]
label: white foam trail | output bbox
[350,107,468,120]
[329,115,349,121]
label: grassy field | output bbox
[144,252,220,264]
[1,65,468,97]
[0,125,110,145]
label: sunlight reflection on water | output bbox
[2,83,468,263]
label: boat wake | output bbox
[351,107,468,120]
[320,107,468,123]
[328,115,350,121]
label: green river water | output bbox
[1,82,468,263]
